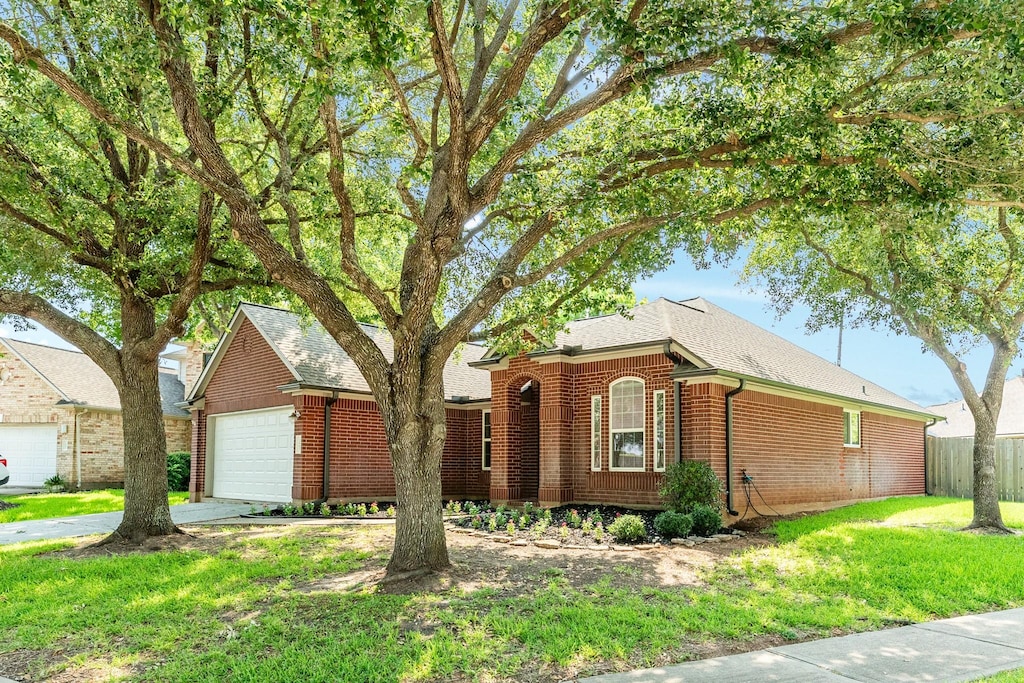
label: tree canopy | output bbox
[2,0,1022,566]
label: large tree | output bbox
[746,204,1024,533]
[0,5,265,542]
[3,0,1019,570]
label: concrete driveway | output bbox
[0,502,251,545]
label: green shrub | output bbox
[43,474,67,493]
[166,452,191,492]
[608,514,647,543]
[654,511,693,539]
[660,460,723,513]
[690,504,722,537]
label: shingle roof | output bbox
[550,297,930,416]
[927,376,1024,437]
[1,338,188,417]
[239,304,491,401]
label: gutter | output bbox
[673,367,942,423]
[724,381,744,517]
[75,408,87,491]
[320,392,338,503]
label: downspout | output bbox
[75,408,87,491]
[724,380,745,516]
[320,392,338,503]
[663,343,683,464]
[673,381,682,464]
[924,417,937,495]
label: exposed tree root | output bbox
[90,524,184,548]
[962,523,1017,536]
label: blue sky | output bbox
[635,252,1024,407]
[2,252,1018,407]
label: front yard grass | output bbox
[2,496,1024,682]
[0,489,189,523]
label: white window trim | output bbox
[654,389,666,472]
[609,377,646,472]
[482,410,492,469]
[843,409,861,448]
[591,395,602,471]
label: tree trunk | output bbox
[382,374,450,574]
[968,407,1009,532]
[103,295,179,544]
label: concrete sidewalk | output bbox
[0,502,251,544]
[580,608,1024,682]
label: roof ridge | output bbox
[241,301,490,348]
[2,337,84,355]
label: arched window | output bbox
[609,377,645,470]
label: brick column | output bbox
[291,396,323,502]
[489,404,521,503]
[538,362,573,506]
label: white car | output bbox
[0,457,8,486]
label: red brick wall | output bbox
[488,351,925,514]
[727,389,925,512]
[203,319,296,416]
[293,395,487,502]
[489,353,677,507]
[193,319,298,500]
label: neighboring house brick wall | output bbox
[1,350,191,489]
[77,412,192,489]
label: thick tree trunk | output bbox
[110,350,178,542]
[382,373,450,574]
[968,409,1009,532]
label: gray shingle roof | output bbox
[2,338,188,417]
[551,297,930,416]
[927,376,1024,437]
[240,304,491,401]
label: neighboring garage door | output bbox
[211,407,294,503]
[0,424,59,486]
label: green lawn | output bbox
[2,496,1024,682]
[0,489,189,523]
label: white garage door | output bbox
[211,407,294,503]
[0,424,59,487]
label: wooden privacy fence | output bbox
[926,435,1024,501]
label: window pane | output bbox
[850,412,860,445]
[654,391,665,470]
[611,379,644,431]
[591,396,601,470]
[613,431,644,469]
[483,441,491,469]
[483,411,491,440]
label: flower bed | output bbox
[244,499,492,519]
[449,503,735,546]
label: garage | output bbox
[0,424,59,487]
[210,407,294,503]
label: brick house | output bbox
[185,298,935,516]
[0,338,191,488]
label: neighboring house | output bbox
[185,299,936,516]
[926,376,1024,438]
[0,338,191,488]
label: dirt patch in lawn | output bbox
[0,500,19,512]
[374,529,774,597]
[21,522,781,683]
